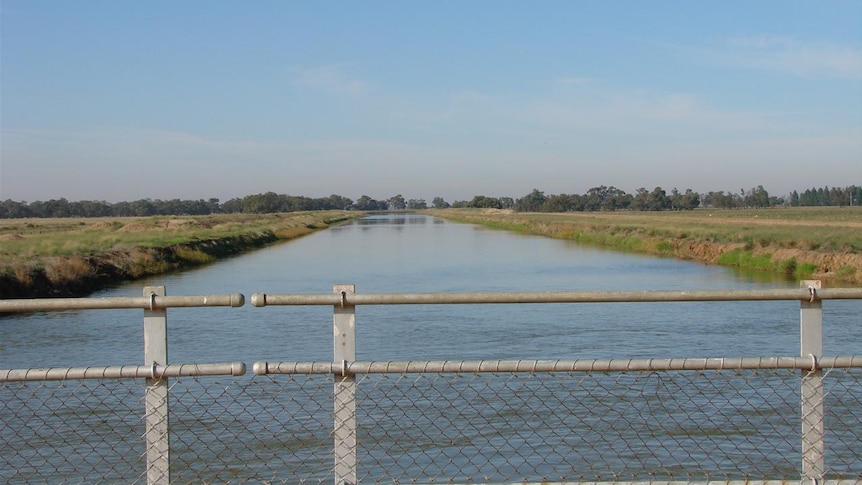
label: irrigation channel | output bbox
[2,214,860,482]
[3,214,860,365]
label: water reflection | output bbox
[356,214,428,225]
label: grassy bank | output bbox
[429,207,862,285]
[0,211,360,298]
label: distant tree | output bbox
[670,188,699,210]
[681,189,700,210]
[450,200,469,208]
[603,186,631,210]
[129,199,157,216]
[788,190,800,207]
[221,198,243,213]
[431,197,449,209]
[583,186,629,211]
[499,197,515,210]
[582,186,605,211]
[354,195,379,211]
[388,194,407,210]
[515,189,546,212]
[324,194,353,210]
[632,188,650,211]
[743,186,769,208]
[646,187,671,211]
[76,200,112,217]
[542,194,579,212]
[407,198,427,210]
[0,199,31,218]
[241,192,281,213]
[468,195,501,209]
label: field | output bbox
[2,207,860,298]
[0,211,359,298]
[431,207,862,285]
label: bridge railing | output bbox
[2,282,861,484]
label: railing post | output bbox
[144,286,170,485]
[800,280,823,482]
[333,284,357,485]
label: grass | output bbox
[0,211,360,297]
[429,207,862,285]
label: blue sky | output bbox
[2,1,860,203]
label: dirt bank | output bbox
[0,212,359,299]
[431,209,862,286]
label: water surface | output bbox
[3,214,858,367]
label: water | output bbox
[2,214,860,481]
[2,214,859,367]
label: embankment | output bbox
[0,211,359,299]
[431,208,862,285]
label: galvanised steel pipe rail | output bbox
[248,281,857,485]
[0,286,247,485]
[1,362,247,382]
[253,356,862,376]
[0,292,245,312]
[250,287,862,306]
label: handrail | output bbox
[1,362,247,382]
[250,287,862,306]
[0,293,245,312]
[4,288,859,312]
[253,356,862,375]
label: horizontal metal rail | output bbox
[418,482,862,485]
[250,287,862,307]
[252,355,862,376]
[0,293,245,312]
[1,362,246,382]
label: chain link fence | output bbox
[3,285,862,483]
[3,365,861,484]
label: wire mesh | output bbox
[1,378,146,483]
[2,367,861,483]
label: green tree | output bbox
[431,197,449,209]
[515,189,546,212]
[647,187,671,211]
[354,195,378,210]
[468,195,501,208]
[632,188,650,211]
[388,194,407,210]
[407,198,427,209]
[542,194,579,212]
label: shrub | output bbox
[717,249,742,265]
[779,258,797,275]
[655,241,674,253]
[837,265,856,278]
[797,262,818,277]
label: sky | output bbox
[1,1,861,204]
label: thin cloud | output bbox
[714,35,862,80]
[521,89,776,135]
[554,76,591,85]
[290,63,368,97]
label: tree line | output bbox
[1,185,859,219]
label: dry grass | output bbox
[431,207,862,284]
[0,211,359,297]
[0,212,355,258]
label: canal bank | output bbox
[429,208,862,285]
[0,211,360,298]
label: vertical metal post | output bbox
[144,286,170,485]
[800,280,823,482]
[333,284,356,485]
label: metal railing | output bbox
[2,282,861,484]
